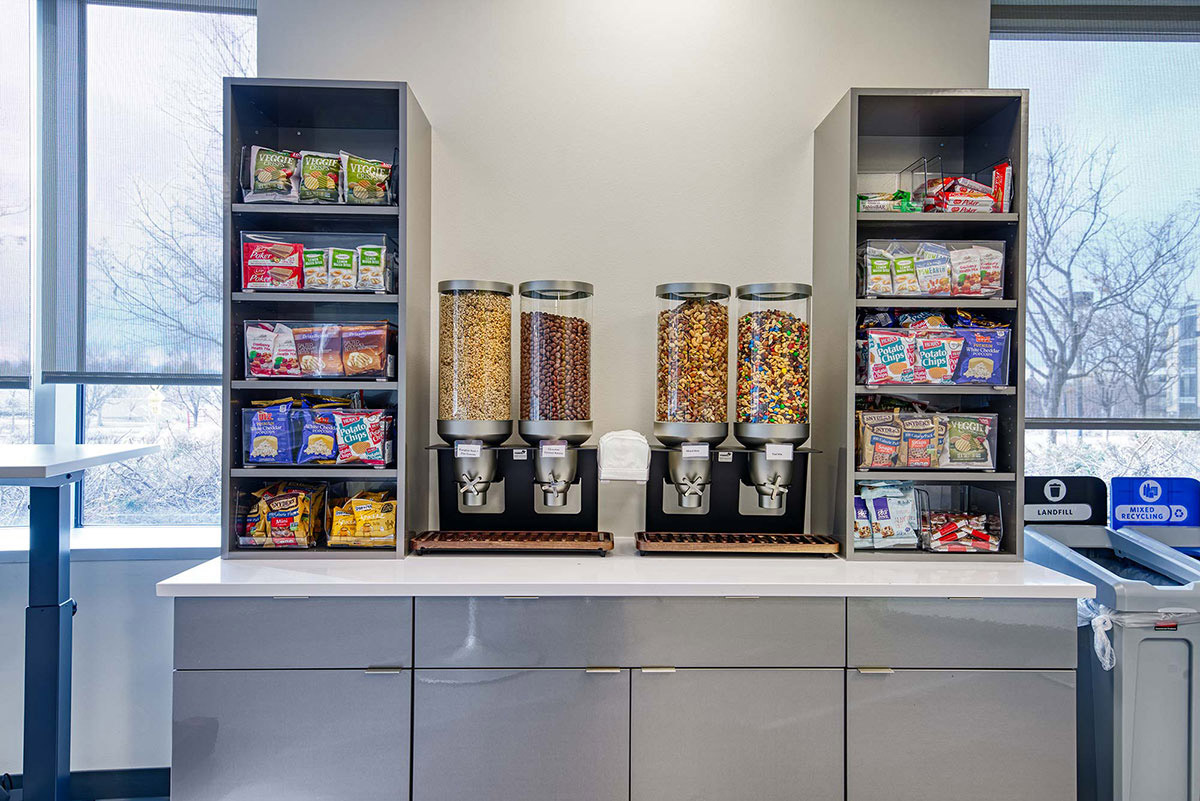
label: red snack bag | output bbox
[243,242,303,289]
[991,162,1013,213]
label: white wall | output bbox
[0,557,208,772]
[261,0,991,537]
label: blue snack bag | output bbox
[245,401,294,464]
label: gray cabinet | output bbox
[846,668,1076,801]
[172,668,410,801]
[631,669,844,801]
[413,668,630,801]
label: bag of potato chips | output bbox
[243,146,299,203]
[340,151,393,205]
[297,150,342,203]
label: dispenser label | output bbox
[765,443,793,461]
[454,441,482,459]
[681,442,709,460]
[717,451,733,463]
[540,441,567,459]
[512,449,528,461]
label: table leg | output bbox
[23,481,73,801]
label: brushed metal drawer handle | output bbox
[502,596,540,600]
[585,667,621,674]
[641,666,677,673]
[365,667,404,675]
[724,596,760,600]
[857,667,894,675]
[271,596,310,600]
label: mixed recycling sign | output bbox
[1111,477,1200,527]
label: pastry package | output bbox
[341,323,394,377]
[340,151,393,205]
[243,146,299,203]
[242,241,303,289]
[297,150,342,203]
[293,325,344,377]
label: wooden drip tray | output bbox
[412,530,614,555]
[636,531,840,555]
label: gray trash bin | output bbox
[1026,523,1200,801]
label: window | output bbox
[991,21,1200,481]
[0,0,32,386]
[0,390,34,527]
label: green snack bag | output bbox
[339,151,393,205]
[356,244,387,291]
[328,247,357,290]
[303,248,329,289]
[244,146,298,203]
[297,150,342,203]
[943,415,993,468]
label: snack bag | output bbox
[914,334,963,383]
[914,242,952,295]
[891,255,921,295]
[297,150,342,203]
[302,248,329,289]
[897,311,949,331]
[975,245,1004,296]
[853,496,873,548]
[862,484,919,548]
[351,498,397,544]
[264,491,313,547]
[295,407,337,464]
[356,244,388,291]
[245,323,278,377]
[950,247,983,295]
[954,328,1009,384]
[243,242,303,289]
[333,409,388,465]
[991,162,1013,213]
[342,323,392,377]
[858,411,900,468]
[271,324,301,377]
[899,417,938,468]
[866,330,916,384]
[293,324,344,377]
[864,253,894,296]
[858,310,895,329]
[329,503,356,543]
[329,247,357,289]
[340,151,393,205]
[246,401,294,464]
[244,146,299,203]
[941,415,994,468]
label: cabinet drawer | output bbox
[847,598,1075,669]
[415,597,845,668]
[174,597,412,670]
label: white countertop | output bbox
[157,542,1094,599]
[0,443,159,480]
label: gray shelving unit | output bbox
[222,78,431,559]
[811,88,1029,561]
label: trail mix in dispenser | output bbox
[656,298,728,423]
[438,290,512,420]
[736,308,809,424]
[520,310,591,421]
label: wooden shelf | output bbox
[854,298,1017,309]
[232,203,399,216]
[232,292,400,304]
[231,467,398,479]
[854,471,1016,483]
[855,385,1016,395]
[856,212,1018,224]
[231,380,399,391]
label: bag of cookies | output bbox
[340,151,393,205]
[243,146,299,203]
[297,150,342,203]
[853,496,874,549]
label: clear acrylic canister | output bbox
[655,283,731,424]
[519,281,592,422]
[735,283,811,425]
[437,280,513,421]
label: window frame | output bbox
[991,7,1200,435]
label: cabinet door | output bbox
[847,669,1075,801]
[172,669,410,801]
[413,668,629,801]
[631,669,844,801]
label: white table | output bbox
[2,444,158,801]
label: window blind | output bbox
[993,3,1200,40]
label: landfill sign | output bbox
[1111,476,1200,527]
[1023,476,1107,524]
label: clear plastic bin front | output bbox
[735,284,810,425]
[655,284,730,424]
[519,281,592,421]
[438,281,512,422]
[859,239,1005,298]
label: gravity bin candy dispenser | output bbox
[733,282,811,509]
[638,281,830,555]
